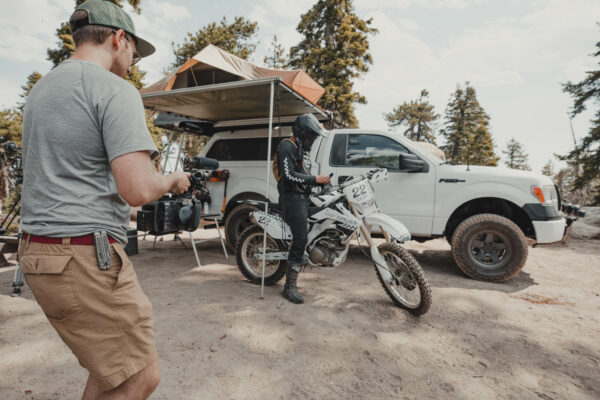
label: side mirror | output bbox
[399,153,427,172]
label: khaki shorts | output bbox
[18,238,157,391]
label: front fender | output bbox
[365,213,411,242]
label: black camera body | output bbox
[136,157,224,235]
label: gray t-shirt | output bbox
[21,59,157,245]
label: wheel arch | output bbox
[444,197,535,241]
[224,191,266,220]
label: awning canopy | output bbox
[141,44,325,105]
[141,77,331,125]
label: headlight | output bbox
[531,185,559,211]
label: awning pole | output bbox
[161,130,176,173]
[260,80,275,299]
[174,132,186,172]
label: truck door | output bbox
[327,133,435,236]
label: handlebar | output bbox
[317,168,386,195]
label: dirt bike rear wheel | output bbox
[236,225,288,286]
[375,242,432,316]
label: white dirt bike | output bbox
[235,168,431,315]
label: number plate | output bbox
[344,180,375,211]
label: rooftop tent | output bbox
[141,44,326,106]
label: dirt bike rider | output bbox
[276,114,331,304]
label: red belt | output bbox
[22,233,117,245]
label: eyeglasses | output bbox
[112,30,141,67]
[130,49,141,67]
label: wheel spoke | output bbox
[472,239,484,248]
[381,251,420,306]
[489,252,500,263]
[484,233,494,244]
[473,251,487,262]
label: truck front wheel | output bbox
[450,213,528,282]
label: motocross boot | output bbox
[283,263,304,304]
[301,254,311,268]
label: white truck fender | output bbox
[364,213,412,243]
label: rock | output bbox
[570,211,600,240]
[580,207,600,228]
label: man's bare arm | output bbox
[111,151,190,207]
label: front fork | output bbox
[354,210,394,283]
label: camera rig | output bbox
[136,156,229,236]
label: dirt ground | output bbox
[1,231,599,400]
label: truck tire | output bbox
[450,213,528,282]
[224,203,259,251]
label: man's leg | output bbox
[82,360,160,400]
[282,194,308,304]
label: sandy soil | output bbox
[1,231,599,400]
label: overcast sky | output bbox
[1,0,598,172]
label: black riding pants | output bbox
[279,192,310,265]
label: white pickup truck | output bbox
[200,126,566,282]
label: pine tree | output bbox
[18,72,43,111]
[0,108,23,146]
[0,107,24,211]
[469,124,499,166]
[288,0,378,128]
[263,35,286,69]
[171,17,258,68]
[441,83,499,166]
[47,22,75,67]
[541,159,556,177]
[502,138,531,170]
[561,30,600,205]
[384,89,438,144]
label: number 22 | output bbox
[352,184,367,198]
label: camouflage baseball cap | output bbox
[70,0,155,58]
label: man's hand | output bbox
[169,172,191,194]
[316,175,331,185]
[111,151,191,206]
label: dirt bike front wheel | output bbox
[235,225,288,286]
[375,242,432,316]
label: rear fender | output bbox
[250,211,292,240]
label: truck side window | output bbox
[206,138,283,161]
[342,134,409,170]
[329,134,348,166]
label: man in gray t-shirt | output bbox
[19,1,189,398]
[22,58,157,245]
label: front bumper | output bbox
[532,218,567,244]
